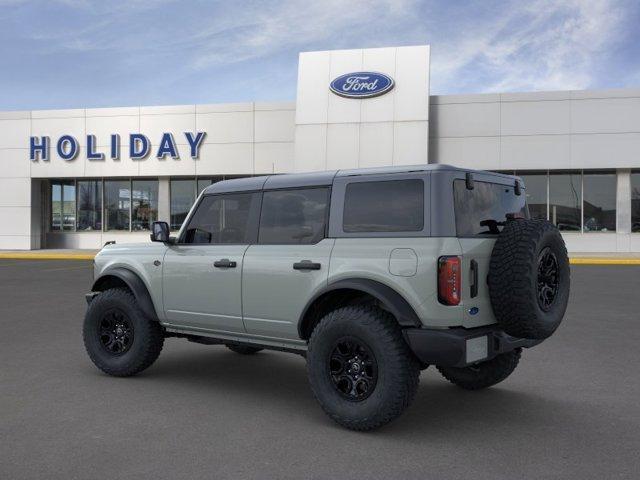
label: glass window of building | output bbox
[259,188,330,244]
[170,179,196,230]
[76,180,102,231]
[62,183,76,231]
[549,172,582,231]
[104,180,131,231]
[182,193,260,244]
[583,172,616,232]
[132,180,158,231]
[343,180,424,233]
[518,172,548,220]
[632,173,640,233]
[197,179,211,195]
[50,180,76,231]
[51,182,62,231]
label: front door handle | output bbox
[214,258,237,268]
[293,260,321,271]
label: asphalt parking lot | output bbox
[1,260,639,479]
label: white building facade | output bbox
[1,45,639,252]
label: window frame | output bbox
[257,186,331,245]
[176,191,262,245]
[329,173,431,238]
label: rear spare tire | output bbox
[488,219,570,340]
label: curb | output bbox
[0,253,95,260]
[569,258,640,265]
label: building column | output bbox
[617,169,631,234]
[157,177,170,224]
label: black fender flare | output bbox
[298,278,421,338]
[91,267,159,321]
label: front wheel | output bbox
[437,349,521,390]
[83,288,164,377]
[307,305,420,431]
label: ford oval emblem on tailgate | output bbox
[329,72,395,98]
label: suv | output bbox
[83,164,570,431]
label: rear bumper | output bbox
[403,325,542,368]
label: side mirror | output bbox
[150,221,170,243]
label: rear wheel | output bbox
[437,349,521,390]
[83,288,164,377]
[226,344,263,355]
[307,305,420,431]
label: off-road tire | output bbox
[226,344,263,355]
[437,349,521,390]
[83,288,164,377]
[488,219,570,340]
[307,305,420,431]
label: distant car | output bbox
[83,165,570,431]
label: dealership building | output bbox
[1,45,639,252]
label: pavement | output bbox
[1,260,639,479]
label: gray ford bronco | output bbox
[83,164,570,431]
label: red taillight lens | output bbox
[438,256,461,306]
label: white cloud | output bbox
[6,0,633,95]
[430,0,627,93]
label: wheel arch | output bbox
[298,278,421,340]
[92,267,159,321]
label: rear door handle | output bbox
[293,260,321,271]
[470,259,478,298]
[214,258,237,268]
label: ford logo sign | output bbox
[329,72,395,98]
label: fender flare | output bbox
[92,267,159,321]
[298,278,421,338]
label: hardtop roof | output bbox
[202,164,518,195]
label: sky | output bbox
[0,0,639,110]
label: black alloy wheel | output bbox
[329,337,378,401]
[537,247,559,311]
[99,309,134,355]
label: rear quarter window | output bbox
[454,179,528,236]
[343,179,424,233]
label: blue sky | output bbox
[1,0,639,110]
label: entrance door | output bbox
[163,191,261,334]
[242,187,333,340]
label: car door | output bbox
[242,187,334,340]
[162,191,261,334]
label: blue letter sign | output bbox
[185,131,206,159]
[57,135,79,161]
[156,133,178,159]
[30,136,49,161]
[129,134,150,160]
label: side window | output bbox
[259,188,329,244]
[343,179,424,232]
[453,179,528,236]
[182,192,259,244]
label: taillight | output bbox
[438,256,461,306]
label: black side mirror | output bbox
[150,221,170,243]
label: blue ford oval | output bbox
[330,72,395,98]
